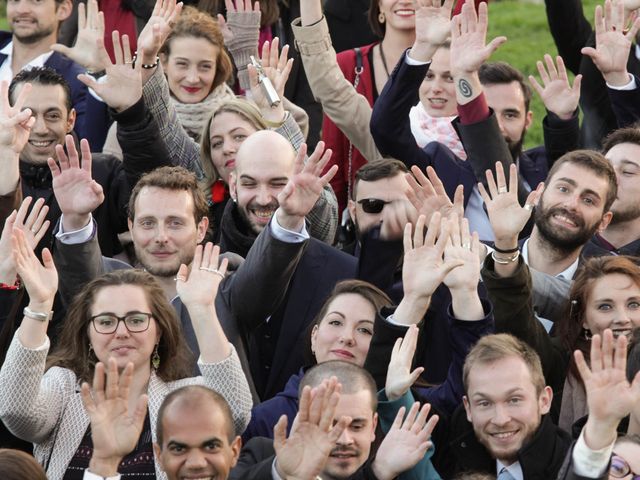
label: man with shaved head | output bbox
[220,132,357,400]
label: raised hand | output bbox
[49,135,104,232]
[477,162,544,246]
[0,80,34,159]
[406,165,464,226]
[77,32,143,113]
[578,330,640,450]
[82,359,148,478]
[217,0,261,46]
[401,213,463,302]
[410,0,456,61]
[372,402,439,480]
[529,55,581,120]
[378,200,418,241]
[276,141,337,231]
[442,213,481,292]
[450,0,506,76]
[581,0,640,86]
[12,228,57,308]
[176,242,228,308]
[137,0,183,62]
[51,0,106,72]
[274,379,351,480]
[0,197,50,283]
[385,325,425,401]
[248,38,293,123]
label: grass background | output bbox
[0,0,603,147]
[486,0,599,148]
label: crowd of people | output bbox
[0,0,639,478]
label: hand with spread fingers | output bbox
[442,213,481,292]
[378,199,418,241]
[406,165,464,228]
[477,162,544,247]
[582,0,640,86]
[578,330,640,450]
[248,37,293,123]
[409,0,456,61]
[372,402,439,480]
[51,0,106,72]
[385,325,425,401]
[274,378,351,480]
[82,359,148,478]
[77,32,143,113]
[137,0,183,65]
[49,135,104,232]
[276,141,337,231]
[529,54,581,121]
[218,0,261,49]
[0,197,50,283]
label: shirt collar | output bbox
[497,460,524,480]
[0,40,13,56]
[522,238,579,280]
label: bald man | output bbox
[220,131,358,400]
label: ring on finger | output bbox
[524,203,533,211]
[462,242,471,250]
[498,186,508,194]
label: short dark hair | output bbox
[602,127,640,154]
[479,62,532,112]
[156,385,236,445]
[9,67,73,112]
[128,166,209,225]
[545,149,618,212]
[352,159,408,200]
[300,360,378,411]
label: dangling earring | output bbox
[582,328,593,341]
[152,343,160,370]
[378,12,385,23]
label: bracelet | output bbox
[491,250,520,265]
[23,306,53,322]
[0,278,20,290]
[493,245,519,254]
[132,52,160,70]
[261,114,286,129]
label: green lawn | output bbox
[487,0,600,148]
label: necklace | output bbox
[378,42,391,78]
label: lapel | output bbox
[264,241,326,394]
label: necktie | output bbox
[498,467,516,480]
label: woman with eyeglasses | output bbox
[0,233,252,480]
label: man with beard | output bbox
[370,0,578,242]
[0,0,96,141]
[220,130,357,400]
[583,127,640,257]
[445,333,571,478]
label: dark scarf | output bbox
[19,162,53,190]
[219,200,258,258]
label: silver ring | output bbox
[524,203,533,211]
[498,187,508,194]
[462,242,471,250]
[200,267,225,278]
[30,228,38,233]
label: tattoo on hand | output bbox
[458,79,473,98]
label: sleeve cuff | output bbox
[606,73,636,91]
[56,216,95,245]
[405,51,431,66]
[84,469,121,480]
[270,211,310,243]
[572,428,615,478]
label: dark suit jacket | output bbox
[544,0,640,148]
[0,32,110,149]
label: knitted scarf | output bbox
[172,82,236,141]
[409,102,467,160]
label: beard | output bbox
[237,199,279,235]
[534,197,601,254]
[12,24,55,45]
[506,129,526,161]
[609,201,640,225]
[134,245,194,278]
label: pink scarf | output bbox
[409,103,467,160]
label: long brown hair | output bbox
[47,270,194,384]
[557,256,640,382]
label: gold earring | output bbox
[152,343,160,370]
[378,12,385,23]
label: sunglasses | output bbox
[610,454,640,479]
[357,198,392,214]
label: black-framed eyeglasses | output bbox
[357,198,392,214]
[90,312,153,335]
[610,454,640,479]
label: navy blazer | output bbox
[370,52,560,207]
[0,32,109,149]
